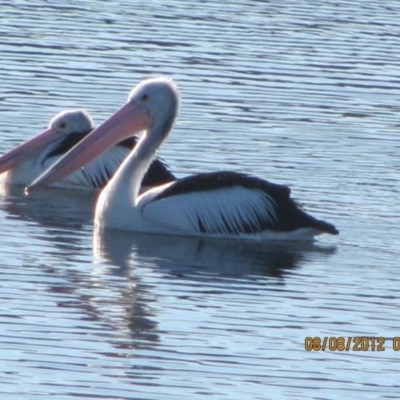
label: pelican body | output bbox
[0,109,174,190]
[28,77,338,241]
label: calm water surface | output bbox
[1,1,400,399]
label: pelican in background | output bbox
[28,77,339,241]
[0,109,175,190]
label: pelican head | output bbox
[48,109,93,137]
[0,109,94,174]
[127,76,179,133]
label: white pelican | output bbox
[27,77,339,241]
[0,109,175,190]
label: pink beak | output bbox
[26,101,152,192]
[0,127,59,174]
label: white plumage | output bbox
[139,186,277,234]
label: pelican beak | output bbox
[0,127,59,174]
[26,102,152,193]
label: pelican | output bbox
[0,109,174,190]
[27,77,339,241]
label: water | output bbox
[1,1,400,398]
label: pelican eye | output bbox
[140,94,149,103]
[58,121,67,130]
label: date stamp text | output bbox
[305,337,400,351]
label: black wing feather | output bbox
[153,171,338,235]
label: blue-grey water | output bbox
[1,1,400,399]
